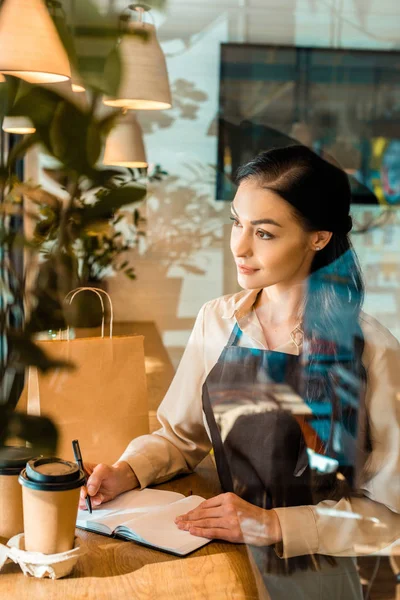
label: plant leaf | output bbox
[86,168,124,189]
[0,75,20,119]
[80,185,146,225]
[9,87,59,128]
[103,46,122,98]
[25,255,79,333]
[6,411,58,455]
[49,101,102,173]
[8,334,74,372]
[13,183,62,209]
[97,111,121,136]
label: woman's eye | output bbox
[257,230,273,240]
[230,217,241,227]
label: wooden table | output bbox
[0,457,264,600]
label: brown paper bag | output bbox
[19,288,149,464]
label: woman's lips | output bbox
[237,264,260,275]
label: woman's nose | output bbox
[232,230,253,258]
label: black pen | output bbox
[72,439,92,514]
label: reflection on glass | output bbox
[217,45,400,206]
[206,146,400,598]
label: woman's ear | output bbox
[310,230,332,252]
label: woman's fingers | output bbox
[175,493,276,546]
[177,517,232,530]
[78,463,113,509]
[79,486,89,507]
[185,526,231,540]
[176,492,237,520]
[197,494,226,509]
[82,462,97,477]
[178,517,241,541]
[79,462,98,509]
[90,492,104,507]
[175,507,223,522]
[175,493,240,538]
[175,494,226,522]
[86,463,111,497]
[176,513,243,543]
[79,491,105,510]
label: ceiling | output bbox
[65,0,400,48]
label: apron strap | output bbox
[226,322,242,347]
[202,383,234,493]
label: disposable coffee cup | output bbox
[19,457,85,554]
[0,446,35,542]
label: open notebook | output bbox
[76,488,211,556]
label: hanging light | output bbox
[2,116,36,134]
[103,112,147,168]
[72,83,86,93]
[0,0,71,84]
[71,73,86,93]
[103,4,171,111]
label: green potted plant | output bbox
[0,87,148,448]
[32,164,168,327]
[0,0,167,450]
[31,169,146,326]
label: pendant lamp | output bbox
[103,113,147,168]
[0,0,71,84]
[71,75,86,93]
[2,116,36,134]
[103,5,171,111]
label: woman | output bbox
[81,146,400,598]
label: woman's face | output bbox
[230,179,319,291]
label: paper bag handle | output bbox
[28,288,113,418]
[64,287,114,339]
[27,367,40,417]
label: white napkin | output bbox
[0,534,84,579]
[0,543,8,571]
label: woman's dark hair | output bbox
[234,145,368,573]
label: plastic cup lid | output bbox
[19,457,86,491]
[0,446,36,474]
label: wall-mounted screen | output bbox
[217,44,400,204]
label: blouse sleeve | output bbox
[117,304,212,489]
[274,328,400,557]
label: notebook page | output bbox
[76,488,185,531]
[115,495,210,554]
[99,504,171,532]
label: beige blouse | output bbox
[119,289,400,558]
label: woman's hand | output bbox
[79,461,139,509]
[175,492,282,546]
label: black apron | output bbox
[202,323,363,600]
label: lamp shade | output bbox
[103,114,147,168]
[0,0,71,84]
[103,22,171,111]
[71,70,86,93]
[72,82,86,93]
[2,116,36,134]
